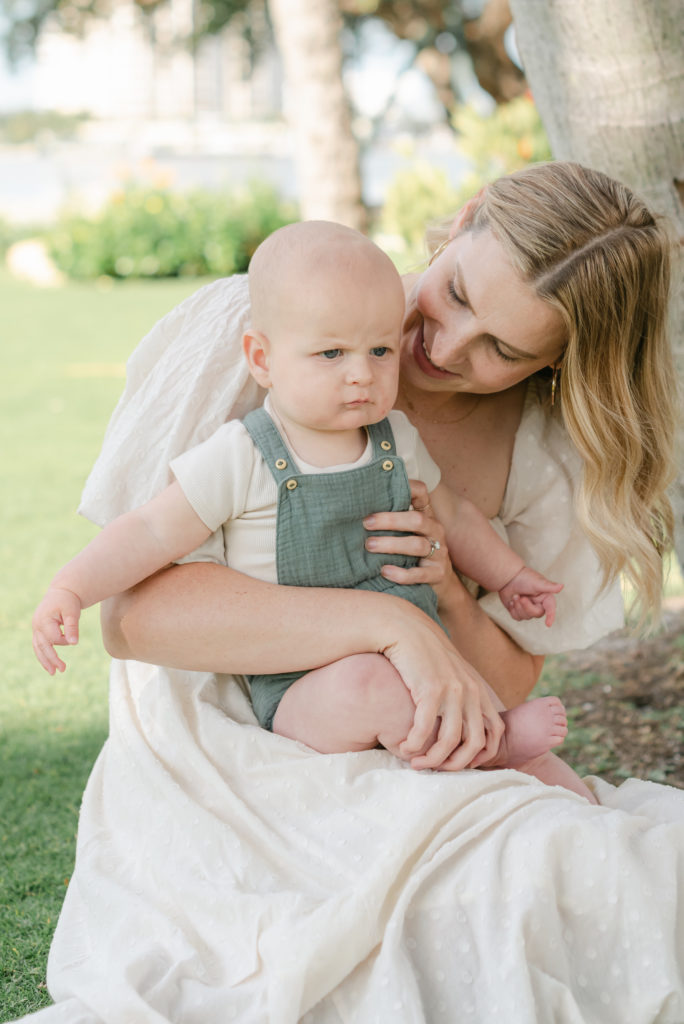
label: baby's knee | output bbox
[344,654,405,707]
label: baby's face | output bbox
[265,278,404,435]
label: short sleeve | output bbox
[78,275,265,526]
[477,388,624,654]
[387,411,441,492]
[170,421,258,532]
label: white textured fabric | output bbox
[14,662,684,1024]
[18,277,683,1024]
[78,275,264,526]
[170,406,441,585]
[79,274,622,656]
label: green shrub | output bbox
[0,109,89,144]
[378,95,551,264]
[45,181,298,280]
[453,94,552,183]
[377,161,462,258]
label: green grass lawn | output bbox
[0,270,210,1021]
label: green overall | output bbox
[243,408,445,731]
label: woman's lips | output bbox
[411,325,456,379]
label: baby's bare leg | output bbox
[514,750,599,803]
[472,692,597,803]
[274,662,596,801]
[272,653,435,758]
[495,697,568,766]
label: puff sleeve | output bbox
[78,275,264,526]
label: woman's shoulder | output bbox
[126,275,251,386]
[510,379,578,481]
[79,274,263,525]
[497,378,581,530]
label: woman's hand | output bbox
[364,479,457,607]
[378,609,504,770]
[363,479,504,768]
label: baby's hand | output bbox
[498,567,563,627]
[32,587,82,674]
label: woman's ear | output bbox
[243,329,272,387]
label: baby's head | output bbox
[248,220,404,340]
[244,221,406,431]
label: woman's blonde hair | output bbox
[435,162,678,624]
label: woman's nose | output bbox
[430,329,470,369]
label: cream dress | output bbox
[15,276,684,1024]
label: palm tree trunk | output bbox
[510,0,684,565]
[268,0,365,230]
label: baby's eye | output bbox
[320,349,342,359]
[370,346,389,357]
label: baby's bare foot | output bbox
[477,696,568,769]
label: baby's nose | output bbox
[346,357,373,384]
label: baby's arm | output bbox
[428,483,562,627]
[32,482,211,674]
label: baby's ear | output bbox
[242,329,272,387]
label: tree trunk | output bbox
[267,0,365,230]
[509,0,684,565]
[463,0,527,104]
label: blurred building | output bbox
[33,0,281,122]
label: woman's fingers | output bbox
[366,531,440,560]
[400,698,447,761]
[364,508,438,538]
[397,657,499,771]
[365,481,453,595]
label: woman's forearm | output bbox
[438,580,544,708]
[101,561,436,674]
[102,561,511,771]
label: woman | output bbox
[32,162,683,1024]
[92,161,676,769]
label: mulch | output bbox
[551,598,684,789]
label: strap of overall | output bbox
[242,407,399,493]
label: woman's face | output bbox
[401,228,567,395]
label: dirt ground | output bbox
[549,597,684,789]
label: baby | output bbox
[33,221,575,789]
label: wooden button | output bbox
[286,479,298,490]
[382,460,394,471]
[275,458,288,470]
[380,440,392,451]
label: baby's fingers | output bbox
[32,631,67,674]
[508,595,545,621]
[32,612,79,673]
[60,614,80,646]
[541,593,557,627]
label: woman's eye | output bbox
[448,281,465,305]
[370,346,389,357]
[320,349,341,359]
[492,341,517,363]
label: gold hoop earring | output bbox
[551,365,560,407]
[428,237,453,265]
